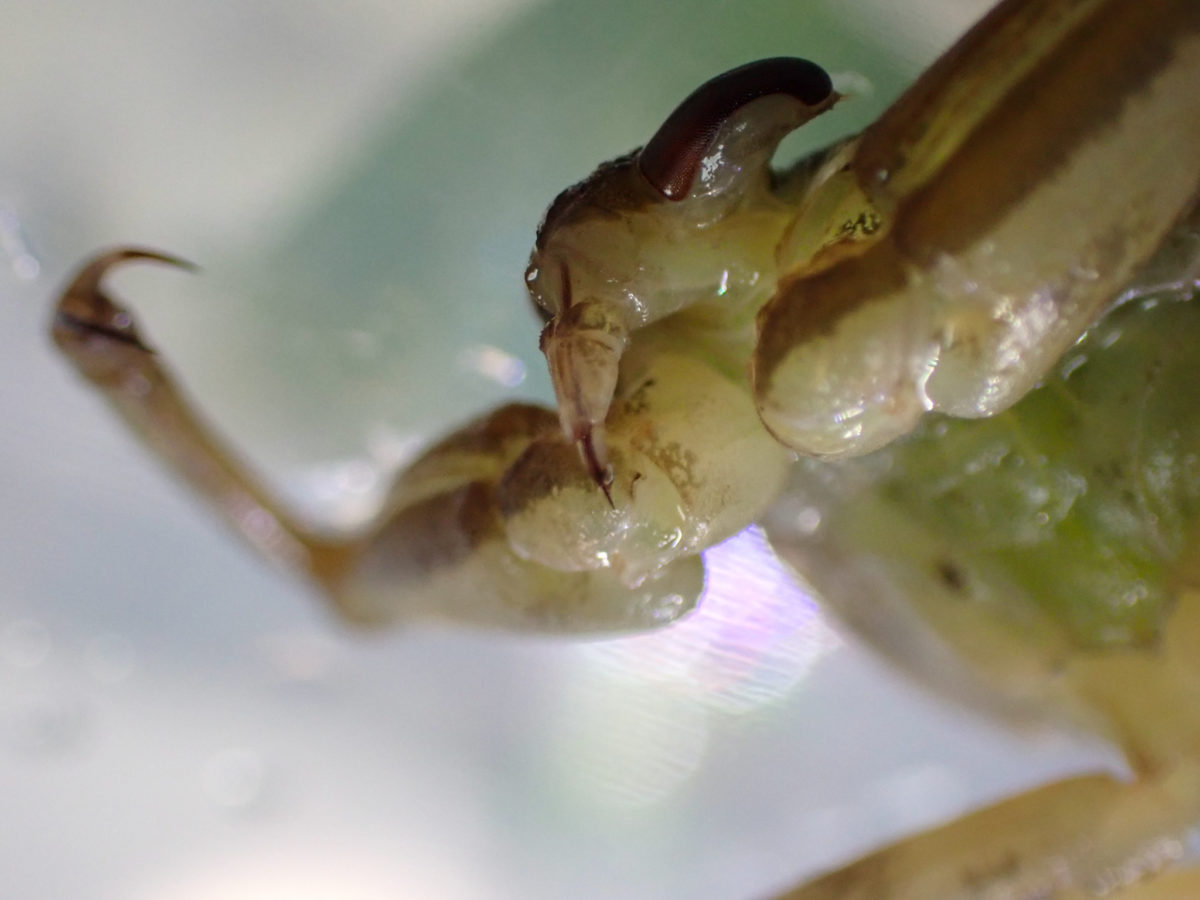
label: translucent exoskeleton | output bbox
[49,0,1200,896]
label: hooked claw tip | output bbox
[110,247,199,272]
[579,429,615,509]
[93,247,198,278]
[54,247,198,352]
[67,246,199,298]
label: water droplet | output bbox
[795,507,822,535]
[1120,582,1149,608]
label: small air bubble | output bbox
[1120,583,1149,607]
[795,507,822,535]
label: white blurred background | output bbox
[0,1,1118,897]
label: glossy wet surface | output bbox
[0,1,1119,897]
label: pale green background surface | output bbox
[0,1,1116,897]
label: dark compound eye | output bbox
[638,57,836,200]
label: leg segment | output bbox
[774,764,1200,899]
[49,250,714,634]
[51,249,350,585]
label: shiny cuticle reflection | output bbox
[548,527,840,809]
[9,0,1176,897]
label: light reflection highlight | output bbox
[550,526,840,808]
[549,672,710,810]
[685,525,841,714]
[457,343,527,387]
[293,457,387,530]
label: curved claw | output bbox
[579,428,615,508]
[638,57,838,200]
[539,294,627,507]
[53,247,197,350]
